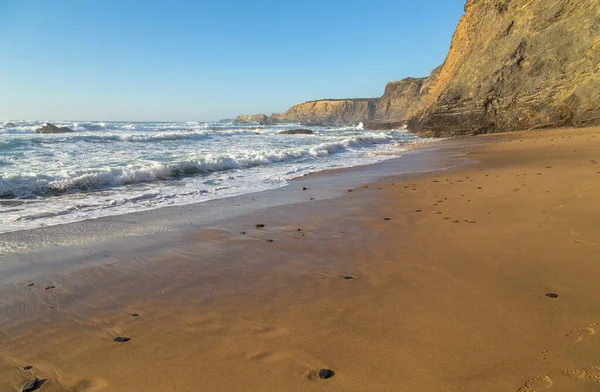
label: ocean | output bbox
[0,120,426,234]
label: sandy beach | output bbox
[2,127,600,391]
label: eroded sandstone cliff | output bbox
[373,0,600,135]
[266,99,377,125]
[237,0,600,135]
[235,114,268,124]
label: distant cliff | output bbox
[237,0,600,135]
[235,114,268,124]
[370,0,600,135]
[236,99,377,126]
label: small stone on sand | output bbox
[22,378,40,392]
[45,286,55,290]
[114,337,131,343]
[239,232,246,235]
[415,209,422,213]
[343,276,354,280]
[27,283,34,287]
[256,224,265,228]
[23,365,33,370]
[347,190,353,192]
[545,293,559,298]
[318,369,335,379]
[301,187,307,191]
[383,218,391,221]
[266,239,274,242]
[131,313,139,317]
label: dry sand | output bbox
[2,127,600,391]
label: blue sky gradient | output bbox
[0,0,464,121]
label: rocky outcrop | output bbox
[235,114,268,124]
[35,123,74,134]
[267,99,378,125]
[278,129,314,135]
[371,0,600,136]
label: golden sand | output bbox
[2,127,600,391]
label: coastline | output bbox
[3,127,600,391]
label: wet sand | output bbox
[2,127,600,391]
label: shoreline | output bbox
[3,127,600,391]
[0,138,460,260]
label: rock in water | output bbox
[278,129,314,135]
[318,369,335,379]
[35,123,74,134]
[22,378,40,392]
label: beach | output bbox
[2,126,600,391]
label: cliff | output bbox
[371,0,600,135]
[235,114,268,124]
[267,99,377,125]
[236,0,600,135]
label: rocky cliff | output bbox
[236,0,600,135]
[370,0,600,135]
[267,99,378,125]
[235,114,268,124]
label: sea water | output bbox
[0,120,426,233]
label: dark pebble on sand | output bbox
[23,365,33,370]
[435,211,442,215]
[343,276,354,280]
[44,286,55,290]
[301,187,307,191]
[22,378,41,392]
[131,313,139,317]
[27,283,34,287]
[239,232,246,235]
[545,293,559,298]
[256,224,265,228]
[453,220,459,223]
[347,190,353,192]
[114,337,131,343]
[310,198,314,200]
[415,209,422,213]
[383,218,391,221]
[318,369,335,379]
[266,239,274,242]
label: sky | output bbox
[0,0,465,121]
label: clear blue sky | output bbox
[0,0,464,121]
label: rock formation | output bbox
[237,0,600,135]
[370,0,600,135]
[266,99,377,125]
[35,123,74,134]
[235,114,268,124]
[278,129,314,135]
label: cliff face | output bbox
[235,114,268,124]
[375,0,600,135]
[266,99,378,125]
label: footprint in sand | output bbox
[566,322,598,342]
[517,375,553,392]
[567,230,597,246]
[562,366,600,382]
